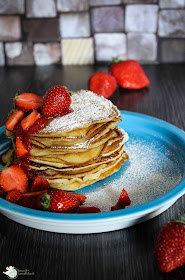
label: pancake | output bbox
[3,90,129,191]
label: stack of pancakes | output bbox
[5,90,129,191]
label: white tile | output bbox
[34,43,61,65]
[127,33,157,61]
[60,13,90,38]
[26,0,56,18]
[158,10,185,37]
[125,4,158,32]
[94,33,127,61]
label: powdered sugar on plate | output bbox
[41,90,120,133]
[82,134,183,212]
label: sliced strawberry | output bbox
[15,93,43,112]
[117,188,131,207]
[111,206,123,211]
[16,136,28,157]
[18,190,47,209]
[30,176,43,192]
[6,190,22,203]
[41,178,50,191]
[0,165,29,193]
[70,192,87,205]
[5,110,24,131]
[78,206,101,213]
[21,110,41,131]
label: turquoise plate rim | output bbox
[0,111,185,221]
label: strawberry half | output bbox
[41,85,71,117]
[5,110,24,131]
[155,215,185,272]
[0,165,29,193]
[117,188,131,207]
[18,190,47,209]
[88,72,117,98]
[110,59,150,89]
[30,176,43,192]
[110,188,131,211]
[39,189,80,213]
[15,93,43,112]
[69,193,87,205]
[6,190,22,203]
[16,136,28,157]
[21,110,41,130]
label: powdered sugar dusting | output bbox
[82,134,183,212]
[42,90,120,133]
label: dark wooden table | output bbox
[0,64,185,280]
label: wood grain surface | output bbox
[0,64,185,280]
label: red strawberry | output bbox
[15,93,43,112]
[70,192,87,205]
[155,215,185,272]
[78,206,101,213]
[111,206,123,211]
[40,178,50,191]
[0,165,29,193]
[42,85,71,117]
[30,176,43,192]
[110,59,150,89]
[5,110,24,131]
[88,72,117,98]
[117,188,131,207]
[21,110,41,130]
[39,189,80,213]
[16,136,28,157]
[18,190,47,209]
[6,190,22,203]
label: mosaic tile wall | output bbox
[0,0,184,66]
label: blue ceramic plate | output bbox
[0,111,185,234]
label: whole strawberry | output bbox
[42,85,71,117]
[88,72,117,98]
[110,59,150,89]
[155,215,185,272]
[39,189,80,213]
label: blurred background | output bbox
[0,0,184,66]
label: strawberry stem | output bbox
[40,193,50,210]
[63,86,72,96]
[13,90,20,111]
[174,213,185,224]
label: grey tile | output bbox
[0,16,21,41]
[127,33,157,61]
[158,10,185,37]
[125,4,158,33]
[94,33,127,61]
[26,0,56,18]
[0,42,5,65]
[159,0,185,8]
[0,0,24,14]
[33,43,61,65]
[90,0,121,6]
[57,0,89,12]
[123,0,157,3]
[5,42,34,65]
[91,6,124,33]
[23,19,60,42]
[60,13,90,38]
[160,39,185,62]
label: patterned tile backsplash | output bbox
[0,0,184,66]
